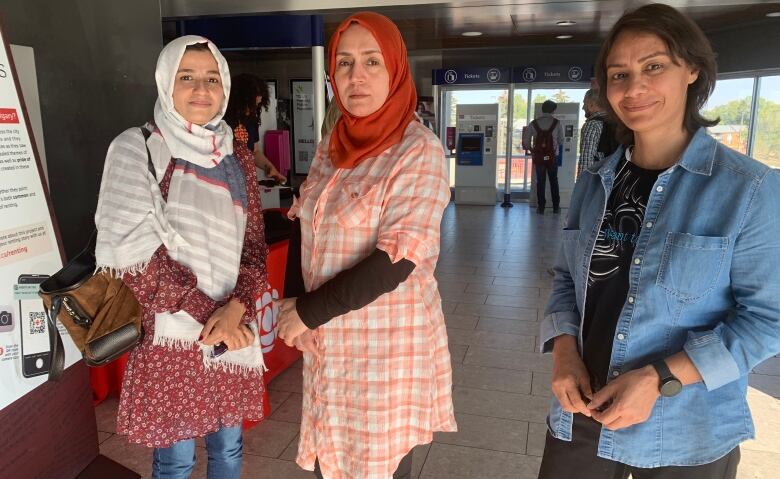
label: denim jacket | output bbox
[540,127,780,467]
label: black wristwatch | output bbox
[651,360,682,397]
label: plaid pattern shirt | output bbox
[577,111,608,177]
[290,121,457,478]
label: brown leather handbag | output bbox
[38,234,143,380]
[38,127,155,381]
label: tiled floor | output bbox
[97,203,780,478]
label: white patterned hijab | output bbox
[153,35,234,167]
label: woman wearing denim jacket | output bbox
[538,4,780,479]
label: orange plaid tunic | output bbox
[289,121,457,478]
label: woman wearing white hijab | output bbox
[95,36,268,478]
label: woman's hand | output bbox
[200,299,254,351]
[588,365,660,430]
[267,165,287,185]
[293,329,320,358]
[551,335,594,417]
[276,297,309,346]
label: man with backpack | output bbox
[577,89,619,177]
[524,100,564,214]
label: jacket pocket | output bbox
[656,232,728,302]
[335,181,379,229]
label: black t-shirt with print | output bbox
[582,155,664,391]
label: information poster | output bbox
[0,29,79,411]
[291,79,315,175]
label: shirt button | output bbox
[656,186,664,192]
[634,258,642,265]
[617,333,626,340]
[612,370,620,377]
[646,221,653,228]
[628,296,635,304]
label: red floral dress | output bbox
[115,138,267,448]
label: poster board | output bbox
[290,79,315,175]
[0,26,80,414]
[0,16,121,479]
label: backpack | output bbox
[530,118,559,166]
[595,117,620,159]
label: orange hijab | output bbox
[328,12,417,169]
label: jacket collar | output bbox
[589,127,716,178]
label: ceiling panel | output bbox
[163,0,780,50]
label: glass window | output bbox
[753,75,780,168]
[702,77,754,155]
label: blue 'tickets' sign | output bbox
[432,65,593,85]
[433,67,511,85]
[512,65,593,83]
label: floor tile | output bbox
[449,343,469,364]
[99,434,152,478]
[476,317,542,337]
[412,443,431,479]
[270,393,303,423]
[753,357,780,376]
[438,290,488,304]
[268,366,303,394]
[465,283,540,297]
[279,434,300,461]
[464,347,553,373]
[434,413,529,454]
[749,374,780,398]
[95,397,119,434]
[444,313,479,330]
[531,372,553,397]
[98,431,113,445]
[238,455,315,478]
[527,422,548,457]
[452,386,550,423]
[447,327,536,351]
[243,419,301,458]
[485,294,546,309]
[453,303,537,321]
[451,364,532,394]
[436,272,496,285]
[420,443,541,479]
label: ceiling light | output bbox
[766,12,780,17]
[462,31,483,37]
[556,20,577,26]
[556,35,573,39]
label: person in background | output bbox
[538,4,780,478]
[95,36,268,479]
[577,88,618,177]
[274,11,457,479]
[523,99,565,214]
[320,99,342,138]
[225,73,287,184]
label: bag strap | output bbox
[46,297,66,381]
[45,127,158,382]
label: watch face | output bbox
[660,378,683,397]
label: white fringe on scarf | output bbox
[153,311,266,374]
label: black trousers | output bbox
[535,162,560,210]
[314,448,414,479]
[538,414,740,479]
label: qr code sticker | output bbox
[28,312,45,335]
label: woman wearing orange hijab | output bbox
[276,12,457,479]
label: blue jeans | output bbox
[152,424,243,479]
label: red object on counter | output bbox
[90,217,302,426]
[264,130,291,177]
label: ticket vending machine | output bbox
[529,102,580,210]
[454,104,499,205]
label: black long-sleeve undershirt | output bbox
[284,221,416,329]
